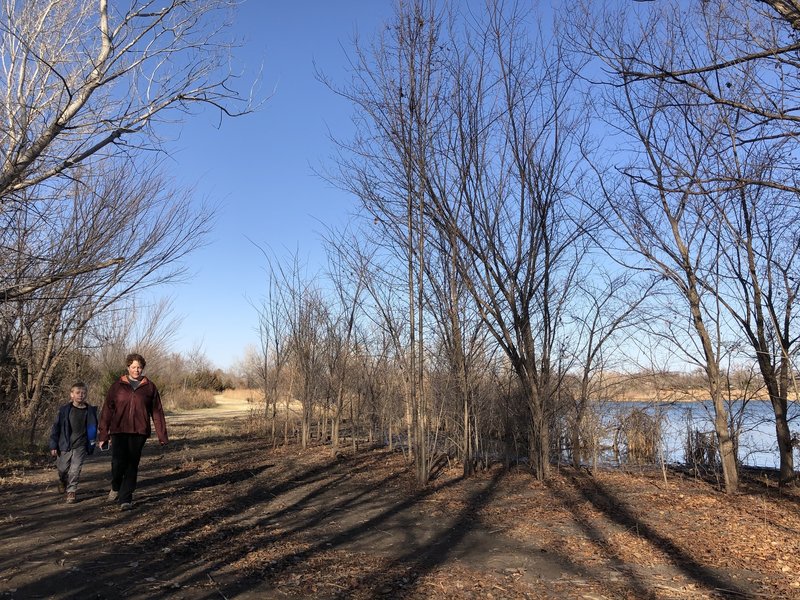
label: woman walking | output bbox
[98,353,168,510]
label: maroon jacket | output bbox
[99,375,168,444]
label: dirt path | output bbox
[0,397,798,599]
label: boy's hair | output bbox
[126,352,146,369]
[71,381,87,391]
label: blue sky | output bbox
[160,2,396,370]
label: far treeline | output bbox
[2,1,800,496]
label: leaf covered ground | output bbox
[1,411,799,599]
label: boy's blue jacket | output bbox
[48,403,98,455]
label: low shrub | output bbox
[685,428,719,471]
[614,407,662,465]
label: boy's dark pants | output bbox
[111,433,147,504]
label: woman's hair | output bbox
[126,352,147,369]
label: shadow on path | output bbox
[557,471,754,599]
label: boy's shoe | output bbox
[58,480,66,494]
[120,502,133,511]
[108,489,119,502]
[66,492,76,504]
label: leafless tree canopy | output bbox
[0,0,253,199]
[564,0,800,489]
[255,0,799,488]
[0,0,253,442]
[0,160,212,440]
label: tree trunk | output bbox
[332,376,346,454]
[529,397,550,481]
[770,391,795,485]
[572,405,584,469]
[712,388,739,493]
[332,409,341,453]
[463,392,474,477]
[301,399,311,449]
[693,301,739,493]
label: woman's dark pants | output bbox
[111,433,147,504]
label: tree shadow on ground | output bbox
[1,449,377,599]
[666,463,800,526]
[2,446,628,599]
[557,471,752,598]
[6,437,780,600]
[213,461,480,598]
[219,463,599,599]
[323,467,511,599]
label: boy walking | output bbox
[48,381,98,504]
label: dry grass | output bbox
[604,373,779,403]
[223,389,304,414]
[220,388,263,402]
[161,388,218,411]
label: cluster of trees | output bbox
[0,1,252,447]
[245,0,800,493]
[2,1,797,498]
[575,0,800,491]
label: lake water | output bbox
[604,400,800,469]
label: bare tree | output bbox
[262,251,328,450]
[0,0,253,198]
[339,232,417,459]
[0,0,255,307]
[423,220,489,476]
[321,228,368,453]
[574,0,800,488]
[90,296,184,382]
[575,24,744,490]
[425,4,593,480]
[0,0,259,449]
[321,0,451,484]
[0,160,210,442]
[250,252,292,445]
[328,0,594,481]
[576,1,800,129]
[712,158,800,484]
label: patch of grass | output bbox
[0,448,47,486]
[0,416,52,476]
[241,408,273,438]
[220,388,262,402]
[162,388,218,411]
